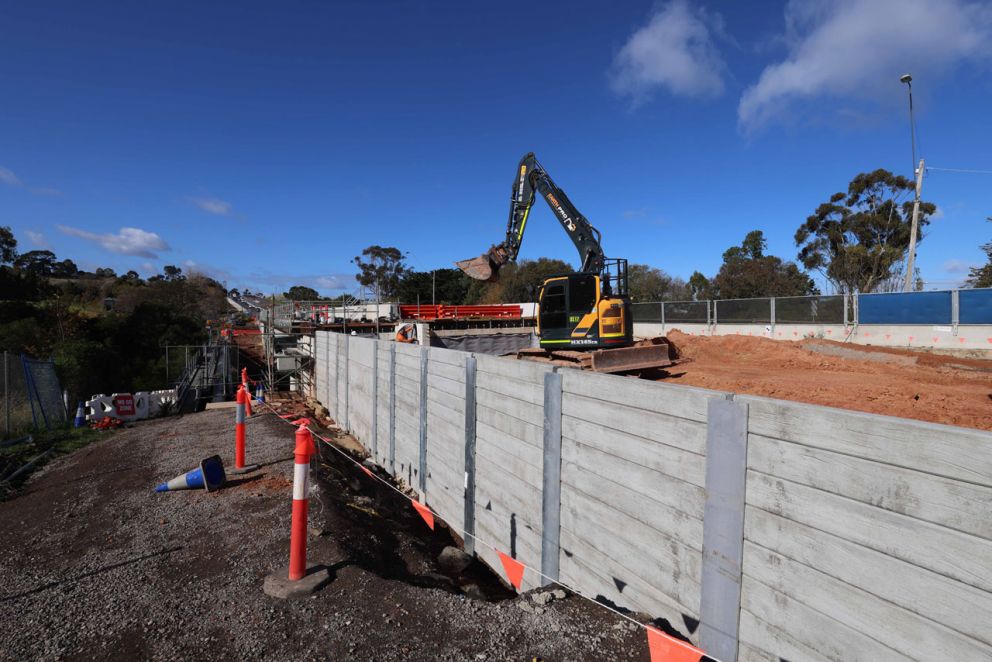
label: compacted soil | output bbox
[662,330,992,430]
[0,408,658,661]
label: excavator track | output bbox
[514,338,672,375]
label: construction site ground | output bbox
[661,330,992,430]
[0,406,657,662]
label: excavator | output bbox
[456,152,670,373]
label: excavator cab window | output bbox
[539,280,568,331]
[569,274,598,312]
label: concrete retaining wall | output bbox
[313,330,992,661]
[634,321,992,351]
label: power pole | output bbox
[432,270,436,306]
[903,158,925,292]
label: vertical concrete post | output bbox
[769,297,776,336]
[699,395,749,662]
[342,333,350,433]
[463,355,478,556]
[541,370,563,585]
[952,289,960,336]
[660,301,665,334]
[843,293,849,327]
[388,343,396,474]
[371,341,378,459]
[333,333,340,421]
[324,333,331,413]
[418,346,428,494]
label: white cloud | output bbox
[0,166,62,196]
[187,196,233,216]
[57,225,170,258]
[29,187,63,197]
[0,166,23,187]
[739,0,992,131]
[24,230,49,248]
[316,276,346,290]
[610,1,726,104]
[943,259,976,274]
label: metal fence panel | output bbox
[2,352,34,439]
[22,357,67,430]
[774,295,845,324]
[857,291,952,325]
[715,298,771,324]
[630,302,663,322]
[663,301,710,323]
[958,288,992,324]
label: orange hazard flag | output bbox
[359,465,374,478]
[497,551,525,591]
[645,627,704,662]
[411,499,434,530]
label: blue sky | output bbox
[2,0,990,296]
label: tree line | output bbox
[304,168,989,304]
[0,227,228,400]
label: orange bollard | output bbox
[232,386,258,473]
[262,422,329,599]
[235,385,247,468]
[241,367,253,415]
[289,423,316,580]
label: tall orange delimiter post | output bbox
[234,385,247,469]
[289,423,315,580]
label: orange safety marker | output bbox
[645,627,704,662]
[235,386,247,468]
[410,499,434,530]
[289,424,316,580]
[498,551,525,591]
[241,368,253,416]
[290,417,311,426]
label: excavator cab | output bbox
[537,259,632,350]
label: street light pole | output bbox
[900,74,923,292]
[903,158,925,292]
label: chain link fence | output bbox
[2,351,67,440]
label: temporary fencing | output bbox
[258,397,712,662]
[632,286,992,327]
[2,352,67,438]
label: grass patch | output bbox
[1,426,107,498]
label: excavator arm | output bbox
[457,152,606,281]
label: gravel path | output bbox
[0,409,655,661]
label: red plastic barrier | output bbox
[398,304,522,320]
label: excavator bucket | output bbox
[456,254,497,282]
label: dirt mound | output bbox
[662,330,992,430]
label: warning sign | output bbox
[113,394,135,417]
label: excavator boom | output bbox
[456,152,605,282]
[454,152,670,373]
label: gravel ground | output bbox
[0,408,659,661]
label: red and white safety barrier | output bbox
[289,423,315,581]
[86,389,178,422]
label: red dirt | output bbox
[662,330,992,431]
